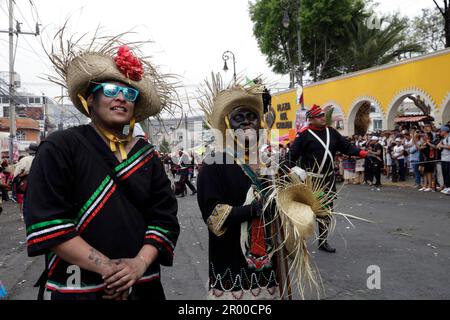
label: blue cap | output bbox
[440,125,450,132]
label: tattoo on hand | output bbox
[88,248,112,267]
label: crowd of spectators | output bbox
[334,122,450,195]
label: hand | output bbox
[251,197,264,217]
[103,257,148,293]
[290,166,307,182]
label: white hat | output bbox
[371,136,379,141]
[395,137,402,142]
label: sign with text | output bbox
[276,102,293,129]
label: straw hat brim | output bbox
[66,53,161,122]
[211,89,263,138]
[277,185,316,241]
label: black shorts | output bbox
[423,162,435,173]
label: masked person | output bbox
[196,77,281,300]
[285,105,368,253]
[23,32,179,300]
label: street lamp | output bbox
[222,50,236,84]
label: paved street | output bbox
[1,181,449,300]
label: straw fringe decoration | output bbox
[196,72,265,130]
[262,164,374,299]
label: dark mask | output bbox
[228,107,260,131]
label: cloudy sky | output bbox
[0,0,437,110]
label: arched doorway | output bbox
[347,97,383,136]
[386,89,436,130]
[441,93,450,126]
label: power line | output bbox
[0,3,8,20]
[0,37,44,62]
[29,0,51,45]
[18,34,50,68]
[13,1,34,33]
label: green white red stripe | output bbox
[145,226,174,255]
[26,219,76,246]
[45,273,159,293]
[115,145,154,180]
[136,273,160,284]
[45,280,106,293]
[76,177,116,233]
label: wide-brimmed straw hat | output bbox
[197,73,265,139]
[211,87,264,137]
[45,27,177,123]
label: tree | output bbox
[249,0,368,83]
[249,0,298,86]
[409,8,446,52]
[433,0,450,47]
[299,0,368,80]
[159,136,171,154]
[337,16,423,73]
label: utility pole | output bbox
[43,93,47,138]
[296,0,305,110]
[0,0,41,161]
[7,0,15,162]
[59,86,64,131]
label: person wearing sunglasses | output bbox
[284,104,368,253]
[23,35,179,301]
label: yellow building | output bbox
[271,48,450,140]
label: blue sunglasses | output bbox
[92,83,139,102]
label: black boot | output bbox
[318,217,336,253]
[318,241,336,253]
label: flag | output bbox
[296,86,303,106]
[245,76,256,86]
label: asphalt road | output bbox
[1,182,449,300]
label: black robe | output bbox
[286,126,364,190]
[24,125,179,299]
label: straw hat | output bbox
[197,73,265,138]
[211,87,263,137]
[275,173,331,253]
[66,52,161,122]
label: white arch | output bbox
[346,96,383,136]
[386,87,437,130]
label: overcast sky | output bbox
[0,0,437,111]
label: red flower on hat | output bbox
[114,45,144,81]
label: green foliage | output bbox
[249,0,295,76]
[336,14,424,72]
[249,0,367,82]
[408,8,446,52]
[299,0,367,80]
[249,0,424,82]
